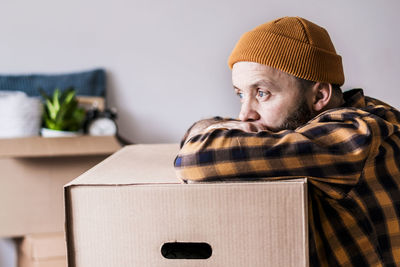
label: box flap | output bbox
[0,136,121,158]
[20,232,66,260]
[66,144,180,186]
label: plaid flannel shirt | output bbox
[174,89,400,266]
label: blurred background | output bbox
[1,0,400,266]
[0,0,398,142]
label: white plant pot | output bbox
[40,128,82,138]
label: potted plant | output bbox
[40,87,86,137]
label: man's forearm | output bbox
[182,117,267,146]
[181,117,234,146]
[175,109,372,185]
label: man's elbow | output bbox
[174,155,211,183]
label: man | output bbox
[174,17,400,266]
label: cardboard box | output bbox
[0,136,121,237]
[77,96,105,111]
[65,144,308,267]
[18,232,66,267]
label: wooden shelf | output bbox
[0,136,121,158]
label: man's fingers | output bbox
[204,121,267,133]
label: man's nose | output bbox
[239,101,260,121]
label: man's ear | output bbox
[311,82,332,112]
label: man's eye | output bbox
[236,92,244,99]
[257,90,269,98]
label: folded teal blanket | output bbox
[0,68,105,96]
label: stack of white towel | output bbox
[0,91,42,138]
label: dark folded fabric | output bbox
[0,68,106,96]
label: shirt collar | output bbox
[343,88,366,109]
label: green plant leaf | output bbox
[52,89,61,114]
[56,98,76,125]
[64,90,76,105]
[39,87,86,131]
[45,99,57,120]
[60,87,75,103]
[40,87,86,131]
[44,117,59,130]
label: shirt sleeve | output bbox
[174,108,372,190]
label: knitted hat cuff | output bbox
[228,26,345,85]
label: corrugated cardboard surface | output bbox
[0,136,121,237]
[67,181,307,267]
[20,233,66,260]
[18,232,66,267]
[19,255,66,267]
[65,144,308,267]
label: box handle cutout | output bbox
[161,242,212,259]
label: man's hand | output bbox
[205,120,266,133]
[182,117,267,145]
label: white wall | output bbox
[0,0,399,143]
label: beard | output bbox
[274,96,315,131]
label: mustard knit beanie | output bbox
[228,17,345,86]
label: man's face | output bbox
[232,62,315,131]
